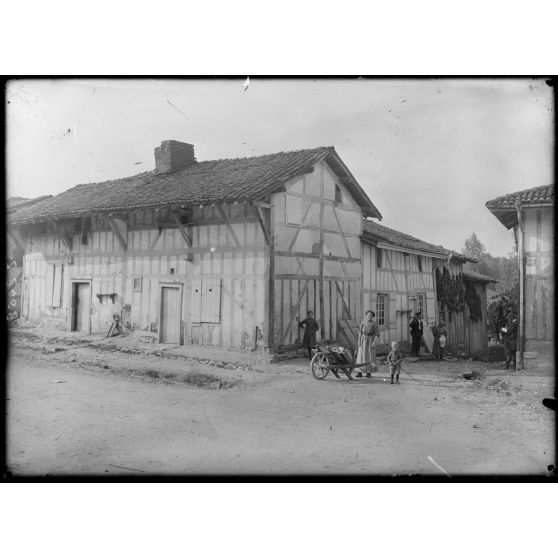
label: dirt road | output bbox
[6,350,554,476]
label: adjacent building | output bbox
[360,220,493,355]
[486,184,554,368]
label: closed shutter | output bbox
[425,292,436,322]
[388,294,397,328]
[285,196,302,225]
[52,264,63,308]
[202,279,222,323]
[190,279,202,322]
[46,264,55,307]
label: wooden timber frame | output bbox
[18,202,269,351]
[268,159,363,349]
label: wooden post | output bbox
[516,204,525,370]
[171,212,193,261]
[319,167,325,337]
[267,204,275,348]
[254,204,271,246]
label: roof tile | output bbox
[9,146,380,224]
[362,219,474,262]
[486,184,554,209]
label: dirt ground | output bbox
[5,329,556,476]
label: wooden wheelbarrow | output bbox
[310,345,372,380]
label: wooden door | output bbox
[398,310,410,346]
[72,282,90,332]
[160,286,180,343]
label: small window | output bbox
[417,255,423,272]
[414,293,425,317]
[335,184,342,203]
[376,294,387,326]
[133,277,143,292]
[376,247,383,268]
[286,195,303,226]
[170,268,175,275]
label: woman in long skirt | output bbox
[355,310,379,377]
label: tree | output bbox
[462,232,487,261]
[487,282,519,340]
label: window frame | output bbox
[414,292,425,318]
[133,277,143,292]
[376,247,384,268]
[334,184,342,204]
[285,195,303,226]
[376,293,387,326]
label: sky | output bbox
[6,78,554,257]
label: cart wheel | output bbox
[311,352,330,380]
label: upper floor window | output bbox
[376,294,387,326]
[133,277,143,292]
[417,255,423,272]
[285,195,302,226]
[414,293,425,317]
[376,247,384,268]
[335,184,342,204]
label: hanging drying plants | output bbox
[435,266,467,321]
[464,280,483,322]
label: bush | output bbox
[487,281,519,340]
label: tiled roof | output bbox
[7,195,52,212]
[9,146,381,224]
[362,219,475,262]
[485,184,553,228]
[486,184,554,209]
[462,269,498,283]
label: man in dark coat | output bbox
[299,311,320,359]
[503,311,518,370]
[409,311,424,357]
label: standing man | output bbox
[409,311,424,357]
[299,310,320,360]
[502,311,518,370]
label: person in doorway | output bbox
[299,310,320,359]
[387,341,404,384]
[431,319,447,360]
[502,311,518,370]
[355,310,379,378]
[409,311,424,356]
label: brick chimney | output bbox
[154,140,196,173]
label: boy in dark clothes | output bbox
[387,341,404,384]
[299,311,320,359]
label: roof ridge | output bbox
[487,183,554,204]
[199,145,332,165]
[60,147,333,190]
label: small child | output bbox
[387,341,404,384]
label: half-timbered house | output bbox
[8,139,493,356]
[8,140,381,352]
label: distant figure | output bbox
[502,311,518,370]
[431,319,447,360]
[355,310,379,378]
[299,311,320,359]
[409,311,424,356]
[387,341,404,384]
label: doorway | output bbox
[72,281,91,332]
[159,285,182,344]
